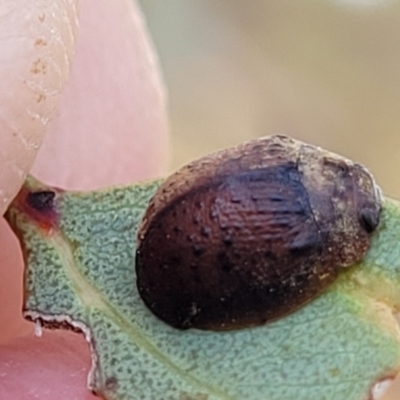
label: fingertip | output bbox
[0,0,80,215]
[31,0,170,190]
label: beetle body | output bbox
[136,135,381,331]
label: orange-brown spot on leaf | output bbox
[14,188,59,233]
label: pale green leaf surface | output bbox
[6,177,400,400]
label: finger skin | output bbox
[0,1,169,399]
[0,218,32,343]
[31,0,169,189]
[0,0,80,215]
[0,331,98,400]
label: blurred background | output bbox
[137,0,400,198]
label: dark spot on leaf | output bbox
[27,191,55,212]
[105,376,118,391]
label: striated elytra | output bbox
[135,135,382,331]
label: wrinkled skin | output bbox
[0,0,168,399]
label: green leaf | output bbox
[6,176,400,400]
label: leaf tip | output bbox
[6,178,60,233]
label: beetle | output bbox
[135,135,382,331]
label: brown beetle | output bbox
[135,135,382,331]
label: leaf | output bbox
[6,176,400,400]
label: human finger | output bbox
[0,0,79,215]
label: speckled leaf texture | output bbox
[6,176,400,400]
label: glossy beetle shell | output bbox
[135,135,382,331]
